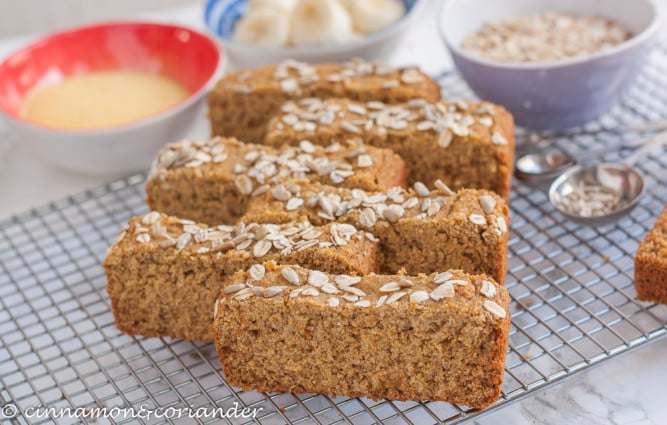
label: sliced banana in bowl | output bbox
[341,0,407,35]
[205,0,424,67]
[233,6,292,47]
[289,0,355,46]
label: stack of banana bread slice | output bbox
[104,59,515,409]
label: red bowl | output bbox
[0,22,223,175]
[0,21,221,120]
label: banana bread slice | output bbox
[208,59,441,143]
[146,137,407,225]
[264,98,515,199]
[242,181,509,284]
[635,204,667,304]
[214,263,510,409]
[104,212,378,341]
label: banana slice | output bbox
[347,0,406,35]
[248,0,298,13]
[337,0,354,13]
[233,7,291,47]
[290,0,354,46]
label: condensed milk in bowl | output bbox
[0,22,223,175]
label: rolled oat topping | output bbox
[236,268,502,314]
[413,181,431,197]
[149,138,365,188]
[480,280,497,298]
[386,291,407,304]
[379,281,401,292]
[356,154,374,168]
[136,233,151,244]
[434,179,455,196]
[249,264,266,280]
[469,214,487,226]
[270,183,451,224]
[275,98,501,150]
[410,291,430,303]
[495,216,508,235]
[261,182,509,237]
[301,287,320,297]
[492,132,507,146]
[308,270,329,287]
[335,275,362,286]
[224,283,247,294]
[483,300,507,319]
[479,195,497,213]
[432,272,453,284]
[430,282,455,300]
[228,59,426,96]
[233,288,254,301]
[124,213,370,259]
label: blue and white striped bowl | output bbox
[204,0,423,68]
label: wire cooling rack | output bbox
[2,48,667,425]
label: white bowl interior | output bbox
[441,0,658,50]
[0,57,225,176]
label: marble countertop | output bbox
[1,1,666,423]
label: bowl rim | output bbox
[547,162,646,222]
[437,0,662,70]
[204,0,425,54]
[0,21,225,136]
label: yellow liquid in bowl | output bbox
[20,70,190,130]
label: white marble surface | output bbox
[1,1,666,424]
[475,337,667,425]
[0,0,198,37]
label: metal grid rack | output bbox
[2,46,667,425]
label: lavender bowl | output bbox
[438,0,661,130]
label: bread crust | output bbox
[265,98,515,200]
[104,213,379,341]
[244,182,510,284]
[145,138,408,225]
[635,205,667,304]
[214,264,510,409]
[208,61,441,143]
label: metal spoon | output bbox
[515,134,655,183]
[548,131,667,225]
[515,120,667,183]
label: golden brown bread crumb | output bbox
[103,212,379,341]
[214,263,510,409]
[208,60,441,143]
[146,137,407,225]
[243,181,509,284]
[264,98,515,199]
[635,204,667,304]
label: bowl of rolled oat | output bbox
[438,0,661,130]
